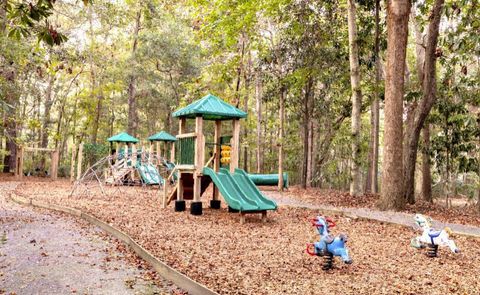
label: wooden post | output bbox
[131,144,137,181]
[50,149,59,180]
[124,144,128,168]
[179,118,186,134]
[193,116,204,202]
[156,141,161,161]
[213,120,221,200]
[230,119,240,173]
[70,144,76,182]
[16,146,24,178]
[149,142,154,164]
[177,172,184,202]
[132,144,137,166]
[76,143,83,180]
[170,141,175,163]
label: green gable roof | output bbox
[107,132,139,143]
[148,131,177,142]
[172,94,247,120]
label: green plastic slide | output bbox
[202,167,277,212]
[137,163,163,185]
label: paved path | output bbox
[0,182,178,294]
[264,190,480,237]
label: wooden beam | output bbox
[149,142,154,164]
[179,117,186,134]
[176,132,197,139]
[131,144,137,181]
[230,119,240,173]
[156,141,161,161]
[177,172,183,201]
[170,141,175,163]
[24,147,55,152]
[76,143,84,180]
[213,120,221,200]
[124,144,128,168]
[193,116,204,202]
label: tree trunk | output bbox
[91,91,103,144]
[278,87,285,191]
[0,0,6,32]
[39,73,55,170]
[347,0,362,196]
[255,73,263,173]
[307,120,313,187]
[366,0,381,194]
[127,10,141,137]
[302,77,313,189]
[242,53,250,171]
[403,0,444,204]
[378,0,411,210]
[421,124,432,202]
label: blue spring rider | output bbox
[306,216,352,270]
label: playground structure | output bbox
[70,131,177,197]
[306,216,352,270]
[15,146,59,179]
[163,93,277,222]
[410,213,460,257]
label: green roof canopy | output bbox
[172,94,247,120]
[107,132,139,143]
[148,131,177,142]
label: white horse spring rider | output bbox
[411,213,459,255]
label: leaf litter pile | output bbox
[286,187,480,227]
[12,180,480,294]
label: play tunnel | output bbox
[247,173,288,189]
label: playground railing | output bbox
[175,135,196,165]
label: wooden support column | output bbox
[149,142,154,164]
[124,144,128,168]
[76,143,84,180]
[175,117,187,211]
[15,146,24,178]
[156,141,161,160]
[191,116,204,215]
[177,173,184,201]
[213,120,221,201]
[179,117,186,134]
[230,119,240,173]
[131,144,137,181]
[170,141,175,163]
[70,144,76,181]
[193,116,204,201]
[51,149,59,180]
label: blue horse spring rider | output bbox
[306,216,352,270]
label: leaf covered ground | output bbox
[285,186,480,227]
[11,180,480,294]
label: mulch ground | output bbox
[8,178,480,294]
[286,186,480,228]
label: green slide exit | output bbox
[202,167,277,212]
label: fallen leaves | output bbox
[11,180,480,295]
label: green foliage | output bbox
[83,143,109,167]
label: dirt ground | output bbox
[0,181,182,295]
[10,178,480,295]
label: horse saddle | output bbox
[428,230,442,238]
[323,235,335,244]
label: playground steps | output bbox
[105,167,133,185]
